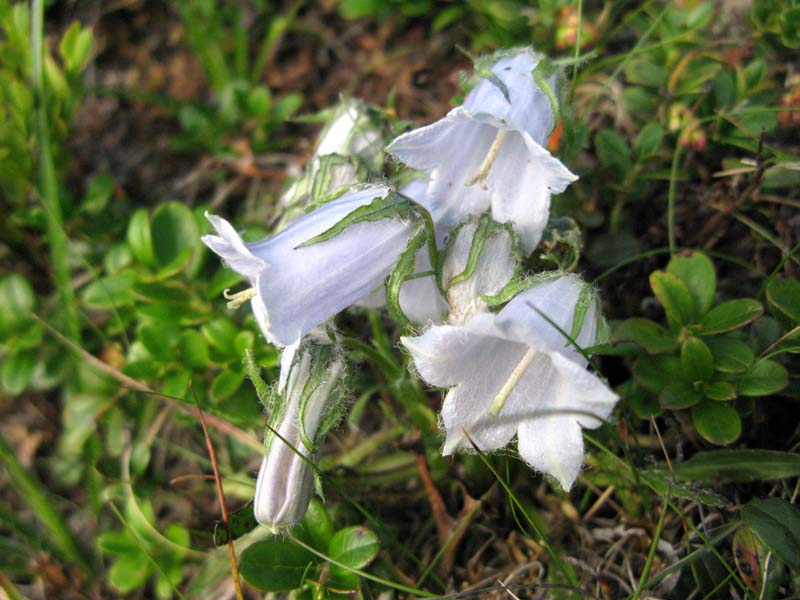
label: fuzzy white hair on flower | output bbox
[203,185,417,347]
[387,48,577,252]
[401,274,618,490]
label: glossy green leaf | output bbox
[705,337,755,373]
[150,202,203,277]
[649,271,696,331]
[82,273,137,309]
[737,359,788,397]
[673,450,800,483]
[0,274,35,334]
[703,381,736,401]
[297,498,333,553]
[328,526,379,569]
[633,354,683,394]
[660,379,702,409]
[681,336,713,382]
[58,21,93,74]
[766,278,800,324]
[138,325,174,362]
[81,173,114,215]
[126,209,157,267]
[239,538,316,592]
[634,122,663,156]
[742,497,800,569]
[201,318,238,357]
[108,551,150,593]
[667,251,716,317]
[620,380,663,418]
[691,400,741,445]
[179,331,210,369]
[612,318,678,354]
[1,350,36,395]
[213,501,257,546]
[210,367,245,401]
[699,299,763,335]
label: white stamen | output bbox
[223,287,256,310]
[467,129,508,189]
[489,348,536,417]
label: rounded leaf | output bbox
[681,336,714,382]
[126,209,156,267]
[328,526,379,570]
[691,400,741,445]
[699,299,763,335]
[703,381,736,401]
[649,271,696,331]
[239,538,316,592]
[0,274,35,334]
[150,202,203,277]
[660,379,702,409]
[633,354,683,394]
[612,318,679,354]
[766,278,800,324]
[705,337,754,373]
[667,251,716,316]
[737,359,788,397]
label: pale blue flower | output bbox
[203,185,415,347]
[387,49,576,251]
[402,275,618,490]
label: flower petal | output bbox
[401,313,497,387]
[399,248,448,326]
[515,353,617,490]
[486,131,576,252]
[463,50,556,145]
[202,213,265,280]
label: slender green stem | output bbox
[0,432,89,570]
[572,0,583,87]
[632,490,670,599]
[667,141,683,256]
[31,0,80,342]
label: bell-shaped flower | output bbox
[440,215,520,324]
[203,185,417,347]
[387,48,577,251]
[401,274,618,490]
[254,338,347,529]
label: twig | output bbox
[33,313,262,452]
[190,385,244,600]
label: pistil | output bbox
[223,287,256,310]
[467,129,508,189]
[489,347,536,417]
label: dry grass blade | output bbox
[190,385,244,600]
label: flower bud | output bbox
[254,339,346,530]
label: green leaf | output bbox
[202,318,238,357]
[660,379,702,409]
[138,325,175,362]
[766,278,800,324]
[649,271,695,331]
[703,381,736,401]
[594,129,630,176]
[386,229,426,326]
[127,209,157,267]
[691,400,741,445]
[737,359,788,397]
[612,318,679,354]
[634,122,663,156]
[742,498,800,569]
[633,354,683,394]
[673,450,800,483]
[213,501,258,546]
[328,526,379,569]
[210,367,245,401]
[58,21,93,74]
[621,380,663,418]
[699,299,763,335]
[1,350,37,395]
[667,251,716,317]
[82,273,137,309]
[0,274,35,334]
[681,336,714,382]
[81,173,115,215]
[297,498,334,552]
[239,538,316,592]
[705,337,755,373]
[108,551,151,593]
[150,202,203,277]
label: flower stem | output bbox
[467,129,508,189]
[32,0,80,342]
[489,348,536,417]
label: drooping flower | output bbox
[401,274,618,490]
[203,185,416,347]
[254,338,346,529]
[387,48,577,251]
